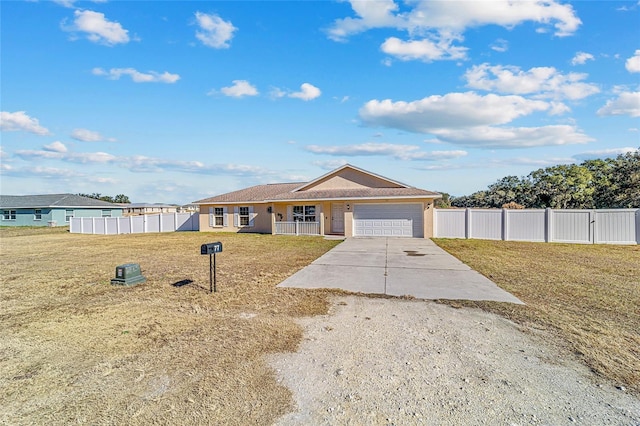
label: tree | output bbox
[434,191,452,208]
[77,193,130,204]
[486,175,533,208]
[528,164,594,209]
[113,194,131,204]
[610,150,640,208]
[446,149,639,209]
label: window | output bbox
[214,207,224,226]
[3,210,16,221]
[65,209,74,222]
[102,210,111,218]
[239,206,250,226]
[293,205,316,222]
[34,209,42,221]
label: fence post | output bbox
[465,209,472,239]
[590,210,596,244]
[117,217,121,234]
[545,208,552,242]
[502,208,508,241]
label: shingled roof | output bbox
[269,187,439,201]
[193,165,441,205]
[0,194,122,209]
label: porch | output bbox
[274,221,321,236]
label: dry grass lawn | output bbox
[0,227,340,425]
[433,238,640,395]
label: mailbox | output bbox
[110,263,146,286]
[201,242,223,255]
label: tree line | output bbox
[78,193,131,204]
[437,149,639,209]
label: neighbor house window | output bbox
[3,210,16,221]
[102,210,111,218]
[34,209,42,221]
[214,207,224,226]
[239,207,250,226]
[65,209,74,222]
[293,205,316,222]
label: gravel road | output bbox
[269,296,640,425]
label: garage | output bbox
[353,204,423,237]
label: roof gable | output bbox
[293,164,408,192]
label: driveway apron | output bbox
[277,238,523,304]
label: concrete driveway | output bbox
[278,238,523,304]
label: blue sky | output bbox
[1,0,639,204]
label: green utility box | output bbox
[110,263,146,286]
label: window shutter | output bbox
[287,206,293,221]
[315,204,321,222]
[233,206,239,227]
[209,207,214,227]
[223,207,228,227]
[248,206,255,227]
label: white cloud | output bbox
[71,128,115,142]
[326,0,582,67]
[625,50,640,73]
[490,39,509,53]
[381,36,467,62]
[14,144,272,178]
[194,12,236,49]
[305,142,467,161]
[92,67,180,83]
[269,84,321,101]
[572,147,638,161]
[571,51,594,65]
[312,160,349,170]
[464,63,600,100]
[0,111,50,135]
[597,91,640,117]
[269,87,287,99]
[65,10,130,46]
[219,80,259,98]
[43,141,68,153]
[430,125,593,148]
[359,92,551,132]
[289,83,321,101]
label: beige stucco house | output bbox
[193,164,441,238]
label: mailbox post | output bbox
[201,242,222,293]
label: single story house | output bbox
[122,203,179,216]
[0,194,123,227]
[193,164,441,238]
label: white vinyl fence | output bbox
[434,208,639,245]
[70,213,199,234]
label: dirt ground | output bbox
[270,296,640,425]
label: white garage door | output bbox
[353,204,423,237]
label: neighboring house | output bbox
[194,164,441,238]
[0,194,123,227]
[122,203,179,216]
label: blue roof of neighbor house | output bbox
[0,194,123,209]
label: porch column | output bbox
[271,204,276,235]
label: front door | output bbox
[331,203,345,234]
